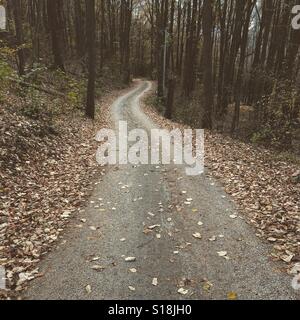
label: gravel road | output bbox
[25,80,298,300]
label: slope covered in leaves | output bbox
[0,82,131,299]
[143,88,300,274]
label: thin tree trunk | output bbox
[202,0,213,129]
[86,0,96,119]
[47,0,65,71]
[12,0,25,76]
[74,0,85,58]
[231,0,256,133]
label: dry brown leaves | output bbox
[0,85,133,299]
[205,131,299,269]
[142,85,300,273]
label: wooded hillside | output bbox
[0,0,300,300]
[0,0,299,151]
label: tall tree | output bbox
[47,0,65,71]
[12,0,25,76]
[120,0,133,84]
[74,0,86,58]
[182,0,199,97]
[86,0,96,119]
[231,0,256,133]
[201,0,213,129]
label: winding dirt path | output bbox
[24,80,297,300]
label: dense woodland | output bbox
[1,1,300,299]
[0,0,300,150]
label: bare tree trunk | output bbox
[219,0,245,121]
[47,0,65,71]
[12,0,25,76]
[201,0,213,129]
[231,0,256,133]
[74,0,85,58]
[165,77,175,119]
[156,0,168,98]
[120,0,132,84]
[86,0,96,119]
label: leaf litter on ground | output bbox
[142,99,300,273]
[0,84,136,298]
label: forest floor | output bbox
[0,76,134,299]
[20,80,299,300]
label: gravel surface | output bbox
[24,81,298,300]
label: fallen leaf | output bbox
[227,292,238,300]
[217,251,229,259]
[91,265,105,271]
[152,278,158,286]
[203,281,213,291]
[178,288,189,295]
[91,256,100,262]
[193,232,202,239]
[85,285,92,294]
[125,257,136,262]
[148,224,161,230]
[281,254,294,263]
[61,211,71,218]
